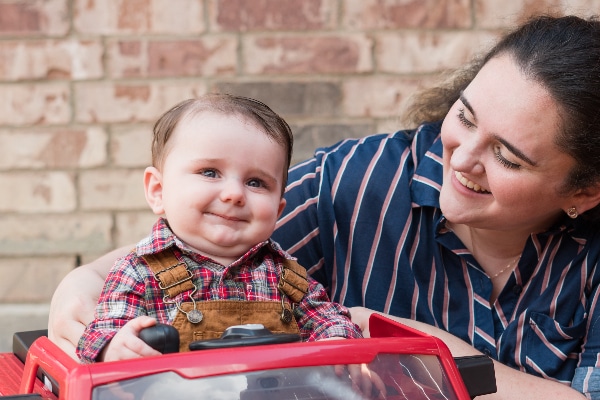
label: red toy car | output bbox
[0,314,495,399]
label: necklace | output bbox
[490,256,520,279]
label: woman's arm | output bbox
[350,307,587,400]
[47,245,132,359]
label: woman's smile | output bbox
[454,171,490,194]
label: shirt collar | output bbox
[409,122,444,208]
[136,217,288,265]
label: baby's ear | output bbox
[277,197,287,219]
[144,166,165,215]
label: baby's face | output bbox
[148,111,287,265]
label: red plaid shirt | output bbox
[77,218,362,363]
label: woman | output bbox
[49,15,600,398]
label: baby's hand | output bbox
[320,337,386,398]
[100,316,162,362]
[335,363,387,399]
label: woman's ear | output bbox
[570,182,600,215]
[144,166,165,215]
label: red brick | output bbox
[244,34,373,74]
[0,0,69,36]
[114,85,151,102]
[119,41,141,56]
[111,125,153,167]
[0,3,42,33]
[0,214,113,255]
[115,211,159,247]
[74,82,207,123]
[107,37,237,78]
[0,40,103,81]
[0,171,75,212]
[0,257,74,302]
[210,0,337,31]
[475,0,600,28]
[79,169,147,211]
[74,0,205,34]
[0,127,107,169]
[214,81,342,117]
[0,83,70,125]
[117,0,151,31]
[376,31,499,74]
[342,76,436,118]
[344,0,472,30]
[291,123,375,163]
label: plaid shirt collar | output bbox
[136,217,288,266]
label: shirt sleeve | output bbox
[572,367,600,399]
[572,277,600,398]
[76,253,148,363]
[293,275,363,341]
[273,131,419,306]
[273,154,328,286]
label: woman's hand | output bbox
[48,246,132,359]
[320,336,387,397]
[349,307,586,399]
[348,306,375,337]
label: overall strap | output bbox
[142,249,194,299]
[278,259,309,303]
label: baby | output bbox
[77,94,363,363]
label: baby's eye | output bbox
[200,169,218,178]
[247,178,266,188]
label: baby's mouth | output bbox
[454,171,491,194]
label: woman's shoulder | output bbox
[285,121,443,194]
[313,121,442,163]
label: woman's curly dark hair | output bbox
[403,15,600,222]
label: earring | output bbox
[567,206,579,219]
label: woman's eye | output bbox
[457,108,476,129]
[494,146,520,169]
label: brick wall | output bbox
[0,0,598,351]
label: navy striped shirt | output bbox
[273,121,600,396]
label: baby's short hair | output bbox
[151,93,293,190]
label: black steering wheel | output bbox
[139,323,301,353]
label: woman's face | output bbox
[439,54,578,233]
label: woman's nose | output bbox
[450,137,485,175]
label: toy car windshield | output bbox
[93,353,457,400]
[5,314,495,399]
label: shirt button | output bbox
[512,285,523,295]
[481,347,492,356]
[246,284,252,291]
